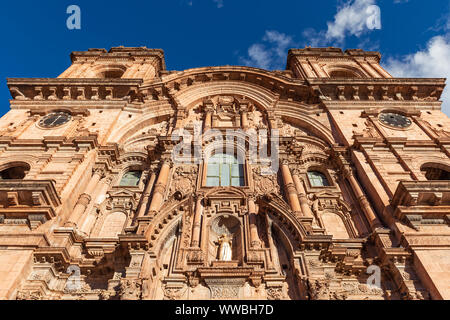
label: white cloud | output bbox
[240,30,296,70]
[325,0,378,42]
[246,44,272,70]
[264,31,294,57]
[385,35,450,115]
[303,0,382,47]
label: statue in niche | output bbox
[308,194,323,229]
[217,233,232,261]
[210,215,241,264]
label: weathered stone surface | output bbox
[0,46,448,300]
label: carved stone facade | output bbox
[0,46,448,300]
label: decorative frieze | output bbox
[308,78,445,102]
[7,78,143,102]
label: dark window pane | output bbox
[307,171,330,187]
[120,170,142,186]
[231,164,240,177]
[231,177,245,187]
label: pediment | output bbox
[313,190,341,199]
[204,187,247,200]
[108,188,137,198]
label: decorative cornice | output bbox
[308,78,445,102]
[391,180,450,207]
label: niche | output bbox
[208,215,242,265]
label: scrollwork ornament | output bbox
[119,279,142,300]
[163,286,187,300]
[266,287,284,300]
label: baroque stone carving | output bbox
[267,286,284,300]
[163,286,187,300]
[204,278,245,300]
[16,290,44,300]
[1,46,448,301]
[119,279,142,300]
[170,166,197,199]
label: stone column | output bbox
[267,111,278,131]
[345,168,382,230]
[280,161,303,215]
[240,106,249,130]
[137,170,157,217]
[204,108,213,130]
[79,176,112,234]
[292,171,313,218]
[191,196,204,247]
[175,109,186,130]
[248,196,261,248]
[147,160,172,216]
[66,168,104,227]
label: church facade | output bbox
[0,46,449,300]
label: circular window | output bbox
[39,112,71,128]
[379,112,412,129]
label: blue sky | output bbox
[0,0,449,115]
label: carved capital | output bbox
[77,193,92,206]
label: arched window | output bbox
[0,164,30,180]
[328,70,359,78]
[206,153,245,187]
[307,171,330,187]
[96,65,127,79]
[101,70,124,79]
[422,164,450,181]
[119,170,142,186]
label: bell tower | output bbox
[58,46,166,81]
[287,47,392,79]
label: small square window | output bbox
[119,170,142,186]
[205,153,245,187]
[307,171,330,187]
